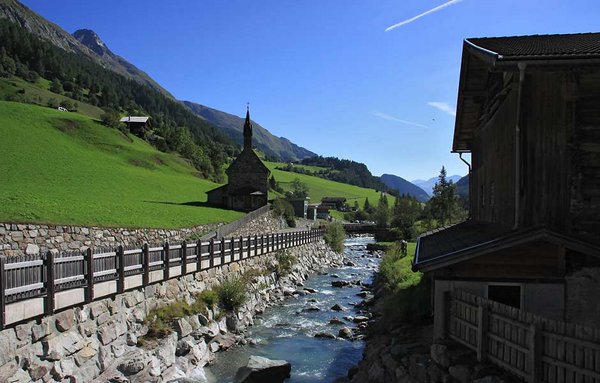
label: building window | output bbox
[487,284,521,309]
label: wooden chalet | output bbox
[412,33,600,340]
[207,108,270,212]
[120,116,150,138]
[320,197,347,210]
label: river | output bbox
[205,236,379,383]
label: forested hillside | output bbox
[0,17,234,181]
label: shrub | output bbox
[270,250,297,277]
[197,289,218,310]
[378,243,431,325]
[323,222,345,253]
[272,198,296,227]
[215,277,247,312]
[144,300,193,339]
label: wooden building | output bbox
[119,116,150,138]
[207,108,270,212]
[412,33,600,339]
[320,197,347,210]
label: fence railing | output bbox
[203,204,272,240]
[447,289,600,383]
[0,228,324,329]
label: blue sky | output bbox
[21,0,600,181]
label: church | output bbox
[206,108,270,211]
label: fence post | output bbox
[164,242,170,280]
[221,237,226,265]
[254,235,258,255]
[85,248,94,303]
[247,236,251,257]
[529,323,542,383]
[181,241,188,275]
[46,251,55,315]
[196,240,202,271]
[209,239,215,268]
[117,245,125,293]
[477,303,488,362]
[0,257,6,329]
[143,244,149,286]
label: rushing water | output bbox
[205,236,379,383]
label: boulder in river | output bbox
[338,327,353,339]
[331,280,350,287]
[329,317,345,325]
[235,355,291,383]
[314,332,337,339]
[331,303,346,311]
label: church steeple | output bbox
[243,105,252,150]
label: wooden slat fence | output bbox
[0,228,323,329]
[447,289,600,383]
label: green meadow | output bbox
[264,161,393,208]
[0,101,243,228]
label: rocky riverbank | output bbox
[344,259,520,383]
[87,240,344,383]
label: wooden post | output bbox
[46,251,55,315]
[239,237,243,260]
[477,303,488,362]
[164,242,170,280]
[181,241,188,275]
[117,245,125,293]
[221,237,226,264]
[85,248,94,303]
[529,323,542,383]
[196,240,202,271]
[209,239,215,268]
[247,236,251,257]
[254,235,258,255]
[142,244,150,286]
[0,257,6,329]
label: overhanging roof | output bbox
[120,116,150,123]
[453,32,600,152]
[413,220,600,273]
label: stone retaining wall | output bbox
[0,222,221,257]
[0,239,341,383]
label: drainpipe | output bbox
[458,153,471,219]
[514,62,527,230]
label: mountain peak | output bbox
[72,29,109,57]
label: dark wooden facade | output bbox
[414,34,600,338]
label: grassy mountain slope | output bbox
[0,0,172,97]
[380,174,430,202]
[184,101,316,162]
[0,101,243,228]
[265,161,393,207]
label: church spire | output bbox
[243,104,253,150]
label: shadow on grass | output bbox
[143,200,213,208]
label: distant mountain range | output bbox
[0,0,172,97]
[412,175,463,196]
[380,174,430,202]
[183,102,316,162]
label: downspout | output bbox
[514,62,527,230]
[458,153,472,219]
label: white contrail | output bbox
[427,101,456,116]
[372,111,429,129]
[385,0,464,31]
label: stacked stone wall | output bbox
[0,237,341,382]
[0,222,220,257]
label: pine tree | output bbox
[427,166,459,226]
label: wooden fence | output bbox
[447,289,600,383]
[0,228,324,329]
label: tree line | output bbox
[344,166,467,240]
